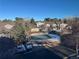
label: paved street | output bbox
[14,46,61,59]
[0,37,61,59]
[0,37,77,59]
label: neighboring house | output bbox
[36,22,44,27]
[44,22,72,34]
[44,23,60,32]
[52,23,58,31]
[60,23,72,35]
[36,22,50,32]
[45,23,60,32]
[45,24,50,27]
[52,23,57,27]
[60,23,68,30]
[31,28,40,33]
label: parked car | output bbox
[48,34,61,43]
[26,42,33,52]
[15,44,26,54]
[31,33,61,45]
[48,30,60,36]
[48,31,61,43]
[15,42,33,54]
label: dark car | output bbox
[48,30,60,36]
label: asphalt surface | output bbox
[13,46,61,59]
[0,37,61,59]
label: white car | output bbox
[15,44,26,54]
[15,43,33,54]
[26,42,33,52]
[48,34,61,43]
[31,33,61,44]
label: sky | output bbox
[0,0,79,20]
